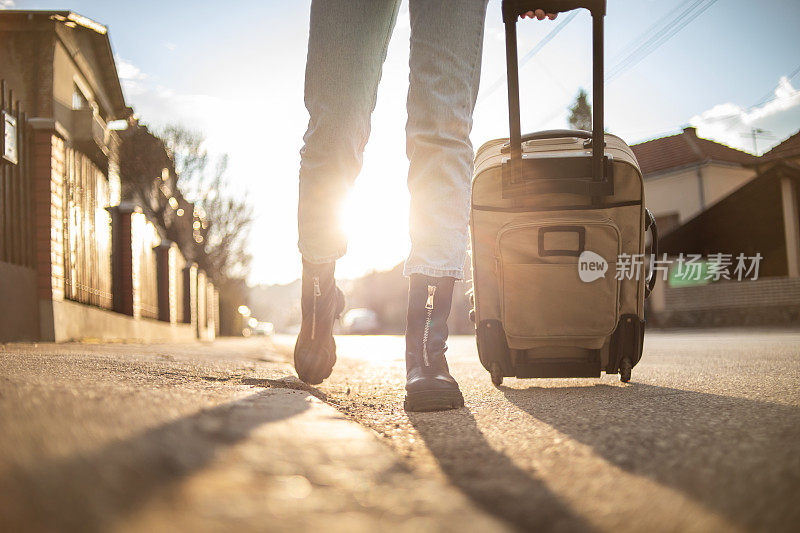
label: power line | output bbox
[605,0,707,82]
[478,0,721,132]
[752,63,800,108]
[477,11,579,104]
[740,127,776,155]
[518,12,580,68]
[608,0,697,66]
[606,0,719,83]
[694,64,800,126]
[547,0,720,130]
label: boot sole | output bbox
[404,390,464,412]
[294,337,336,385]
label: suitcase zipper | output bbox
[311,276,321,340]
[421,284,436,367]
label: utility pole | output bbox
[742,128,775,155]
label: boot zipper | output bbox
[311,276,321,340]
[422,284,436,367]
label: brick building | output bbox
[631,126,759,234]
[633,129,800,326]
[0,11,218,341]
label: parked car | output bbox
[252,321,275,337]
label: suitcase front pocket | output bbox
[497,217,621,340]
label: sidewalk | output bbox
[0,339,506,532]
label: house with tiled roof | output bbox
[631,126,759,234]
[643,128,800,326]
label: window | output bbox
[72,84,89,110]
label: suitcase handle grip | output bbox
[645,208,659,298]
[500,129,593,153]
[502,0,605,22]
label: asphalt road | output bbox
[2,330,799,532]
[274,330,800,533]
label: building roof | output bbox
[0,10,128,120]
[760,129,800,161]
[631,127,758,176]
[658,161,800,278]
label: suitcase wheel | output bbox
[490,363,503,387]
[619,356,632,383]
[477,320,512,382]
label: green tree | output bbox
[568,88,592,131]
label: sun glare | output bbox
[337,178,411,280]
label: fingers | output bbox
[521,10,558,20]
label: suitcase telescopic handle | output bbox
[502,0,606,185]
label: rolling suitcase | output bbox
[469,0,659,385]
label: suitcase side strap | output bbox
[645,208,659,298]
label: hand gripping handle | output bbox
[501,0,606,23]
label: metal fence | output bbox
[663,276,800,310]
[0,80,34,267]
[62,147,113,308]
[1,79,218,337]
[132,211,160,319]
[174,245,186,323]
[652,276,800,327]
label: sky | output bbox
[5,0,800,285]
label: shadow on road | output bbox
[407,408,594,532]
[501,382,800,532]
[0,389,309,533]
[241,375,328,401]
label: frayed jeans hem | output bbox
[403,264,464,280]
[298,245,346,265]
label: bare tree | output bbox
[159,125,254,284]
[118,122,177,236]
[159,125,208,198]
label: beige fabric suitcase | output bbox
[469,0,658,384]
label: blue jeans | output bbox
[298,0,488,279]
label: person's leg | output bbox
[404,0,488,279]
[295,0,400,385]
[403,0,488,411]
[298,0,401,262]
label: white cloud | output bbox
[115,56,148,81]
[691,76,800,154]
[0,1,15,9]
[164,42,177,52]
[112,56,222,133]
[115,57,150,97]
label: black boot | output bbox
[404,274,464,412]
[294,260,345,385]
